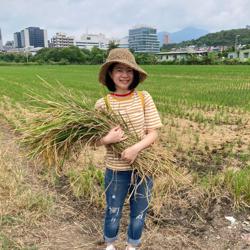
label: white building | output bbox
[228,49,250,61]
[117,36,129,48]
[157,49,208,62]
[50,32,74,48]
[5,46,43,55]
[75,33,110,50]
[239,49,250,60]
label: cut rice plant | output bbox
[224,166,250,207]
[67,164,105,207]
[18,78,186,185]
[150,168,202,218]
[199,166,250,208]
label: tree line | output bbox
[1,45,250,65]
[0,46,160,65]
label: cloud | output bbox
[1,0,249,42]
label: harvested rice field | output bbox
[0,65,249,249]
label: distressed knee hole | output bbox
[135,212,144,220]
[108,207,120,223]
[109,206,119,214]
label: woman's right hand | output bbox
[101,125,127,145]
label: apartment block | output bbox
[129,26,160,53]
[14,32,22,48]
[50,32,74,48]
[14,27,48,48]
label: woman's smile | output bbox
[109,63,134,92]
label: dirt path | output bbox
[0,122,250,250]
[0,122,104,250]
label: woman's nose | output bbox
[121,70,129,77]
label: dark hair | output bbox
[105,63,140,92]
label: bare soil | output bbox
[0,120,250,250]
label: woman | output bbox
[95,48,162,250]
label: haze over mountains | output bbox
[157,27,209,45]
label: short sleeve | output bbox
[95,98,105,110]
[143,91,162,130]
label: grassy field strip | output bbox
[0,65,249,249]
[0,65,250,111]
[150,73,250,81]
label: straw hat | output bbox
[98,48,148,85]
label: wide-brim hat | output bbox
[98,48,148,85]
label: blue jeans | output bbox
[104,168,153,247]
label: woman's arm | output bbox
[95,125,127,146]
[121,128,158,165]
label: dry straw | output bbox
[0,78,204,220]
[18,78,187,186]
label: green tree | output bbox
[134,53,158,64]
[61,46,86,64]
[89,47,106,64]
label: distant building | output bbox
[206,46,228,52]
[246,25,250,30]
[239,49,250,60]
[228,49,250,61]
[228,52,237,59]
[156,49,208,62]
[0,28,3,50]
[75,33,109,50]
[14,32,22,48]
[50,32,74,48]
[117,36,129,48]
[163,34,170,45]
[14,27,48,48]
[128,26,160,53]
[157,32,171,47]
[4,41,15,50]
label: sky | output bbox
[1,0,249,43]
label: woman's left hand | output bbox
[121,145,140,165]
[121,129,158,165]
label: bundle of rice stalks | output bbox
[11,79,189,187]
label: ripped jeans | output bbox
[104,168,153,247]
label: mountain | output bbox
[157,27,209,46]
[183,28,250,46]
[170,27,209,43]
[162,28,250,49]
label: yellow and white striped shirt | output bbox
[95,90,162,171]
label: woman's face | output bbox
[109,63,134,92]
